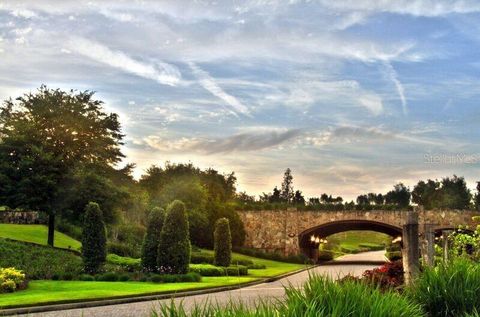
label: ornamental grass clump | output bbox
[153,274,424,317]
[408,259,480,317]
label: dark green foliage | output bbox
[412,175,471,210]
[107,241,138,258]
[189,264,249,276]
[79,274,95,281]
[141,207,165,272]
[95,272,119,281]
[157,200,191,274]
[81,202,107,274]
[224,265,248,276]
[233,247,311,264]
[190,253,215,264]
[0,238,82,279]
[149,272,201,283]
[385,183,411,208]
[214,218,232,267]
[317,250,334,261]
[118,273,131,281]
[408,259,480,317]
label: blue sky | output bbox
[1,1,480,200]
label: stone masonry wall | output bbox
[238,208,480,256]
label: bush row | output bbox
[190,252,254,267]
[189,264,248,276]
[233,247,311,264]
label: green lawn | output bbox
[326,231,390,254]
[0,224,81,251]
[0,277,258,309]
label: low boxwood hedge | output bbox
[189,264,249,276]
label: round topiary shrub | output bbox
[81,202,107,274]
[157,200,191,274]
[214,218,232,267]
[141,207,165,272]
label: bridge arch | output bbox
[298,220,402,256]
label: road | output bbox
[16,251,386,317]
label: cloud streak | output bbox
[188,62,250,117]
[142,129,302,154]
[68,37,181,86]
[383,62,408,115]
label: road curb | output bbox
[0,266,313,316]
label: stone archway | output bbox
[298,220,402,259]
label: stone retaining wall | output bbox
[0,211,42,224]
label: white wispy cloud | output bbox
[188,62,251,117]
[68,37,181,86]
[383,62,408,115]
[320,0,480,17]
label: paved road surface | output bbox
[16,251,386,317]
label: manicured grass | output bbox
[0,224,81,251]
[197,249,306,278]
[0,277,258,309]
[327,231,390,254]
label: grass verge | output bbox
[0,277,258,309]
[0,224,81,251]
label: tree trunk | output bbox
[47,213,55,247]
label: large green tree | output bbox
[0,86,124,246]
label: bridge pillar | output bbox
[442,230,453,263]
[403,209,420,285]
[422,224,435,267]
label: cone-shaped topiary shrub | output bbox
[141,207,165,272]
[81,202,107,274]
[157,200,191,274]
[214,218,232,267]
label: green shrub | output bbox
[0,238,82,279]
[189,264,248,276]
[190,253,214,264]
[157,200,191,274]
[189,264,224,276]
[317,250,334,262]
[107,241,138,258]
[79,274,95,281]
[150,272,201,283]
[95,272,119,282]
[60,272,75,280]
[214,218,232,267]
[386,251,402,261]
[141,207,165,272]
[81,202,107,274]
[224,265,248,276]
[247,264,266,270]
[118,273,130,281]
[408,259,480,317]
[106,254,141,271]
[233,247,311,264]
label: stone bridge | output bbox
[237,208,480,257]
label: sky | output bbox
[1,0,480,200]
